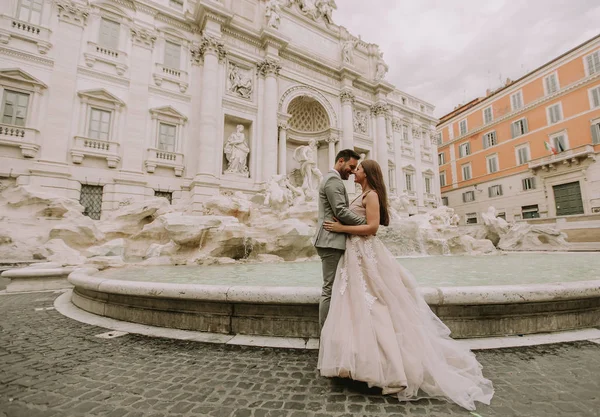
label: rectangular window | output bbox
[547,103,563,124]
[482,131,497,148]
[497,212,506,220]
[516,144,530,165]
[511,118,528,138]
[88,108,111,140]
[462,164,471,181]
[154,190,173,204]
[164,41,181,69]
[17,0,43,24]
[169,0,184,9]
[440,171,446,187]
[99,18,120,50]
[592,121,600,145]
[458,142,471,157]
[522,177,536,191]
[441,196,448,206]
[590,86,600,109]
[488,184,503,197]
[466,212,478,224]
[544,73,559,95]
[158,123,177,152]
[1,90,29,126]
[459,119,467,136]
[424,177,431,194]
[80,184,104,220]
[511,91,523,111]
[487,154,499,173]
[404,172,414,192]
[553,134,567,152]
[463,192,475,203]
[438,152,445,165]
[483,106,493,124]
[522,204,540,219]
[585,51,600,76]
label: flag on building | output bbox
[544,141,558,155]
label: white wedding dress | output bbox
[318,192,494,411]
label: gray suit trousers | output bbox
[317,247,344,330]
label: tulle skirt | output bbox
[317,235,494,410]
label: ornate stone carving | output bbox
[191,36,227,64]
[370,103,388,117]
[293,139,322,196]
[341,36,359,64]
[227,63,253,99]
[257,58,281,76]
[392,119,402,132]
[130,27,157,49]
[224,125,250,177]
[339,90,355,104]
[294,0,337,24]
[353,109,368,134]
[324,136,338,144]
[55,0,89,26]
[265,0,283,29]
[412,129,421,139]
[374,52,388,81]
[278,121,288,130]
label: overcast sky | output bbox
[333,0,600,118]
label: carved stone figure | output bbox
[341,37,359,64]
[293,139,323,196]
[263,174,305,210]
[315,0,336,23]
[224,125,250,176]
[353,109,368,134]
[227,63,253,99]
[374,52,388,81]
[265,0,282,29]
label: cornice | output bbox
[110,0,136,12]
[77,66,130,87]
[221,26,262,49]
[156,12,193,32]
[222,95,258,114]
[130,26,157,49]
[148,85,191,102]
[55,0,90,27]
[0,46,54,67]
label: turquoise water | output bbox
[98,253,600,287]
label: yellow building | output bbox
[437,34,600,224]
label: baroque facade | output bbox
[437,34,600,225]
[0,0,439,217]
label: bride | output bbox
[318,159,494,411]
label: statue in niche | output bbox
[374,52,389,81]
[315,0,336,23]
[293,138,323,196]
[353,110,368,134]
[228,63,253,99]
[265,0,282,29]
[341,36,359,64]
[224,125,250,176]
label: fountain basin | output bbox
[68,256,600,339]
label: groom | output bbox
[313,149,366,329]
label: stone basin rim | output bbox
[68,268,600,306]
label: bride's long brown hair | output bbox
[360,159,390,226]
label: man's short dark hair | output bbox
[335,149,361,163]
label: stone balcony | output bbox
[424,192,437,201]
[0,124,39,158]
[83,42,128,75]
[152,64,188,93]
[0,15,52,54]
[70,136,120,168]
[528,144,596,172]
[144,148,184,177]
[421,148,433,163]
[401,146,414,158]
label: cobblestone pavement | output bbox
[0,292,599,417]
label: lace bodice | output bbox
[349,191,369,217]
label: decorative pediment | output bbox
[422,168,435,175]
[402,164,416,171]
[0,69,47,89]
[78,89,125,107]
[149,106,187,123]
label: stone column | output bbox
[325,135,338,163]
[258,59,281,182]
[371,103,389,186]
[277,121,288,175]
[392,119,403,196]
[340,90,355,150]
[412,127,425,208]
[120,27,157,174]
[192,36,226,184]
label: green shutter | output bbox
[592,123,600,145]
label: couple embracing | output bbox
[313,149,494,411]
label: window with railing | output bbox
[99,18,120,50]
[80,184,104,220]
[17,0,43,25]
[88,108,111,140]
[164,41,181,70]
[2,90,29,126]
[158,122,176,152]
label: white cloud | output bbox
[333,0,600,118]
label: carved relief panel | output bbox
[226,61,254,100]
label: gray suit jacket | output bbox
[313,170,366,251]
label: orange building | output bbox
[436,34,600,224]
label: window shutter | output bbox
[498,185,503,195]
[482,136,488,149]
[522,178,526,190]
[531,178,536,189]
[511,122,516,138]
[592,88,600,108]
[592,123,600,145]
[523,118,529,133]
[462,193,466,203]
[488,187,492,198]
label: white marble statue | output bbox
[228,63,253,99]
[265,0,282,29]
[315,0,336,23]
[374,52,389,81]
[341,36,359,64]
[224,125,250,176]
[293,139,323,195]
